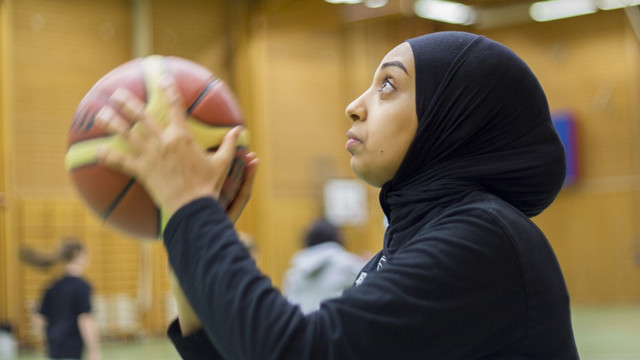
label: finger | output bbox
[96,106,132,134]
[217,127,244,161]
[95,106,149,152]
[95,144,140,177]
[110,88,147,122]
[226,155,259,223]
[159,75,187,128]
[219,156,245,210]
[110,88,163,138]
[211,127,244,188]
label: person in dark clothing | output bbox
[95,31,580,359]
[22,238,101,360]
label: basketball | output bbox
[65,55,249,239]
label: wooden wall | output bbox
[1,0,640,349]
[0,0,11,327]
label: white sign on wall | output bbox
[323,178,368,226]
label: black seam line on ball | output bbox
[102,177,137,221]
[186,78,220,115]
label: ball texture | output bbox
[66,55,249,239]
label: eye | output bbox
[378,77,395,94]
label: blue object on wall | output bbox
[552,112,579,186]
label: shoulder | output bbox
[43,276,67,293]
[62,276,92,294]
[392,192,539,275]
[418,191,539,245]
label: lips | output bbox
[346,130,362,152]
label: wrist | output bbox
[165,194,216,218]
[178,317,202,336]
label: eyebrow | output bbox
[380,61,408,75]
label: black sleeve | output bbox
[163,197,571,359]
[167,319,224,359]
[76,280,92,314]
[164,198,313,360]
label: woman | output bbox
[22,238,101,360]
[96,31,579,359]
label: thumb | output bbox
[216,126,243,162]
[211,126,244,188]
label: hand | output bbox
[95,76,256,216]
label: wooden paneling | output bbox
[11,0,131,197]
[152,0,234,83]
[537,190,640,303]
[0,0,18,328]
[0,0,7,323]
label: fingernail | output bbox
[227,126,240,138]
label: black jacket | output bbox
[165,195,578,359]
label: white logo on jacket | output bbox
[354,272,367,286]
[354,255,387,286]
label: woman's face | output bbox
[345,42,417,187]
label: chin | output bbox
[351,165,384,188]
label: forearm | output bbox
[168,267,202,335]
[33,313,46,331]
[77,313,101,358]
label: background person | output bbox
[21,237,101,360]
[282,218,365,314]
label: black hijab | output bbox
[380,32,565,247]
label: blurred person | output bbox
[283,218,365,314]
[96,31,579,359]
[21,237,101,360]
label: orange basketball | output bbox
[65,55,249,239]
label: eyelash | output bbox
[378,77,395,93]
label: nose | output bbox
[345,93,366,122]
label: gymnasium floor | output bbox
[13,305,640,360]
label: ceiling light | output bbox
[530,0,597,22]
[364,0,389,8]
[596,0,640,10]
[414,0,475,25]
[325,0,364,4]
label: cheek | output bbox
[383,115,417,171]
